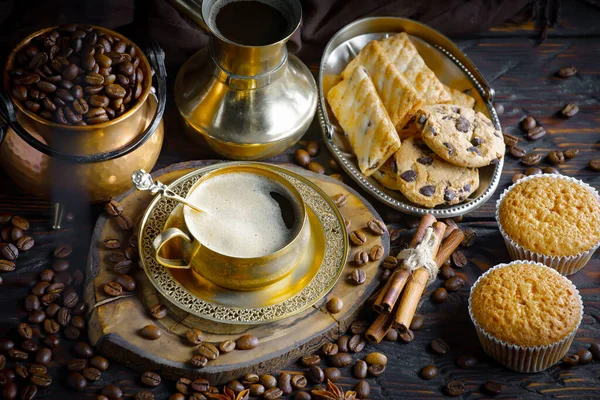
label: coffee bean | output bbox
[367,219,387,236]
[30,373,52,388]
[323,367,340,382]
[175,378,191,394]
[16,236,34,251]
[503,133,519,147]
[355,380,370,398]
[249,384,265,397]
[190,355,208,368]
[11,227,24,241]
[384,328,398,342]
[114,274,135,292]
[82,367,101,381]
[525,167,543,176]
[2,243,18,261]
[278,372,292,395]
[364,352,387,366]
[125,246,138,261]
[457,354,478,369]
[301,354,320,366]
[561,103,579,118]
[351,268,366,285]
[74,341,94,358]
[353,251,368,266]
[399,328,414,343]
[320,343,338,358]
[219,340,236,353]
[446,380,465,397]
[439,265,455,280]
[15,364,28,379]
[0,259,15,272]
[22,339,39,353]
[558,66,577,78]
[8,348,28,360]
[11,216,29,230]
[483,380,504,395]
[348,334,366,353]
[548,150,565,165]
[512,173,526,183]
[432,287,448,303]
[52,259,69,272]
[368,244,384,262]
[34,347,51,365]
[113,259,133,275]
[53,243,72,258]
[44,318,60,334]
[527,126,546,140]
[307,365,324,384]
[367,363,386,377]
[104,281,122,297]
[294,149,311,167]
[28,309,46,324]
[236,334,258,350]
[589,159,600,171]
[305,140,320,156]
[287,374,306,389]
[141,371,161,386]
[409,315,424,331]
[509,146,527,158]
[264,387,283,400]
[381,256,398,269]
[577,349,593,364]
[0,339,14,352]
[24,295,40,312]
[64,325,81,340]
[62,288,78,308]
[197,343,219,360]
[307,162,325,174]
[149,303,167,319]
[588,343,600,360]
[115,214,133,230]
[43,335,60,348]
[420,364,438,380]
[260,374,278,388]
[445,276,464,292]
[71,315,85,330]
[337,336,349,352]
[331,194,347,208]
[101,384,123,400]
[330,353,352,367]
[135,391,155,400]
[349,230,367,246]
[431,338,450,355]
[184,328,203,345]
[67,359,88,371]
[17,322,33,339]
[2,381,17,400]
[140,325,162,341]
[20,384,37,400]
[105,199,123,216]
[326,297,343,314]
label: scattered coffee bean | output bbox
[236,334,258,350]
[589,343,600,360]
[44,318,61,333]
[52,259,69,272]
[116,274,136,291]
[509,146,527,158]
[135,391,155,400]
[548,150,565,165]
[125,246,138,261]
[306,140,320,156]
[64,325,81,340]
[185,328,204,345]
[332,194,347,208]
[21,384,37,400]
[141,371,161,386]
[350,268,366,285]
[0,259,16,272]
[307,162,325,174]
[461,228,477,247]
[457,354,478,369]
[420,364,438,380]
[324,367,341,382]
[109,250,127,263]
[291,374,307,389]
[53,243,72,258]
[197,343,219,360]
[399,328,414,343]
[542,167,559,174]
[527,126,546,140]
[512,173,526,183]
[249,384,265,397]
[190,355,208,368]
[483,380,504,395]
[67,372,87,391]
[264,387,283,400]
[348,334,366,353]
[43,335,60,348]
[28,309,46,324]
[175,378,192,394]
[353,360,368,379]
[577,349,593,365]
[330,353,352,367]
[191,378,210,392]
[90,355,109,371]
[140,325,162,340]
[521,116,536,131]
[2,243,18,261]
[446,380,465,397]
[558,66,577,78]
[589,159,600,171]
[101,384,123,400]
[0,339,14,352]
[367,219,387,236]
[16,236,34,251]
[451,251,468,268]
[525,167,543,176]
[260,374,278,388]
[83,367,102,381]
[381,256,398,269]
[104,281,123,296]
[67,359,88,372]
[2,381,17,400]
[301,354,320,367]
[364,352,387,366]
[384,329,398,342]
[409,315,424,331]
[337,336,349,352]
[563,148,579,159]
[440,265,455,280]
[150,303,167,319]
[431,287,448,303]
[242,373,260,385]
[11,216,29,230]
[349,230,367,246]
[353,251,368,266]
[219,340,236,353]
[22,339,38,353]
[368,244,384,261]
[326,297,343,314]
[561,103,579,118]
[294,149,311,167]
[278,372,292,395]
[8,348,28,360]
[18,322,33,339]
[503,133,519,147]
[444,276,465,292]
[350,320,369,335]
[115,214,133,230]
[367,363,385,377]
[431,338,450,355]
[105,199,124,216]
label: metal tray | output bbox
[318,17,503,217]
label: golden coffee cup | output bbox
[152,164,310,291]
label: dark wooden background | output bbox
[0,1,599,398]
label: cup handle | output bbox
[152,228,200,269]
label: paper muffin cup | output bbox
[496,174,600,276]
[468,261,583,373]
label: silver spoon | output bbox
[131,169,205,213]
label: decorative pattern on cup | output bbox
[468,261,583,373]
[495,174,600,276]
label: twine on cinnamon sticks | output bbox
[365,214,465,343]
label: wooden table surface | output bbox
[1,1,599,398]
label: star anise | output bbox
[207,387,249,400]
[312,380,357,400]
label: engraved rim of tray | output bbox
[138,161,348,324]
[317,16,504,217]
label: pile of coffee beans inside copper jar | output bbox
[8,24,146,125]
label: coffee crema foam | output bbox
[186,172,298,258]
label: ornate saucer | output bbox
[137,162,349,324]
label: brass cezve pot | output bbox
[0,26,167,202]
[151,163,311,291]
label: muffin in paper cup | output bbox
[496,174,600,275]
[468,261,583,373]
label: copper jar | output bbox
[0,26,166,202]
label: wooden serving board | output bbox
[84,161,390,384]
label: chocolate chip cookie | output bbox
[372,156,399,191]
[395,136,479,208]
[415,104,504,168]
